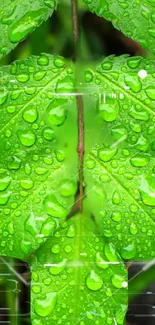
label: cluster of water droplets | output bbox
[0,54,78,258]
[84,55,155,260]
[31,216,127,324]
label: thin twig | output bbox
[71,0,84,213]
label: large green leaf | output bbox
[0,0,59,59]
[83,55,155,260]
[31,215,127,324]
[84,0,155,53]
[0,54,154,324]
[0,54,78,260]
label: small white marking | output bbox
[138,69,147,79]
[122,281,128,288]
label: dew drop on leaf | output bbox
[86,270,103,291]
[139,176,155,206]
[95,252,109,269]
[17,130,36,147]
[40,218,56,237]
[43,128,54,141]
[23,106,38,123]
[98,98,119,122]
[0,177,11,191]
[98,147,117,162]
[9,9,48,43]
[112,274,127,289]
[60,180,76,197]
[120,243,136,260]
[47,99,66,126]
[43,194,66,218]
[34,292,57,317]
[49,259,66,275]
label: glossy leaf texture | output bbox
[0,0,59,59]
[0,54,154,324]
[31,214,127,325]
[84,0,155,53]
[0,54,78,260]
[83,55,155,261]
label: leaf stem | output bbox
[71,0,79,61]
[71,0,84,213]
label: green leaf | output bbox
[0,54,154,324]
[0,0,59,59]
[31,214,127,325]
[83,55,155,261]
[84,0,155,53]
[0,54,78,260]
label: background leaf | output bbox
[31,214,128,325]
[84,0,155,53]
[83,55,155,261]
[0,0,59,60]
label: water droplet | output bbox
[130,155,149,167]
[120,243,136,260]
[43,194,66,218]
[35,167,48,175]
[23,106,38,123]
[139,176,155,206]
[34,292,57,317]
[0,89,8,105]
[112,274,127,289]
[43,128,54,141]
[60,180,76,197]
[145,87,155,99]
[98,98,119,122]
[130,223,138,235]
[124,75,142,93]
[34,71,46,81]
[41,218,56,237]
[56,76,74,93]
[99,173,111,183]
[96,252,109,269]
[17,130,36,147]
[25,214,37,236]
[54,57,65,68]
[112,191,121,204]
[0,177,11,191]
[8,156,21,170]
[51,244,60,254]
[86,158,95,169]
[55,150,65,162]
[111,211,122,222]
[0,192,11,205]
[9,9,48,43]
[104,243,119,262]
[86,270,103,291]
[43,156,53,165]
[98,147,117,162]
[129,107,149,121]
[49,259,66,275]
[20,179,33,190]
[47,98,66,126]
[37,55,49,66]
[111,127,127,141]
[16,74,29,83]
[84,70,93,82]
[66,224,76,237]
[20,240,32,255]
